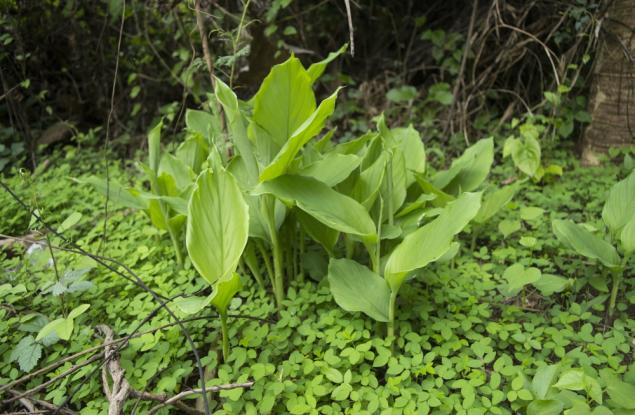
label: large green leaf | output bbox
[384,192,482,290]
[392,125,426,176]
[176,136,208,174]
[186,169,249,285]
[148,121,162,173]
[602,171,635,234]
[432,138,493,194]
[532,364,560,399]
[259,89,340,182]
[552,219,621,268]
[249,56,316,164]
[380,147,408,219]
[504,136,541,177]
[296,153,360,187]
[296,210,339,255]
[473,183,518,224]
[159,154,195,191]
[600,370,635,410]
[185,109,218,141]
[306,44,348,83]
[327,258,391,322]
[255,175,376,240]
[620,214,635,254]
[215,77,259,184]
[351,151,387,209]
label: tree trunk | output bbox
[582,0,635,165]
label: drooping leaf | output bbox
[256,175,376,240]
[306,44,348,83]
[432,138,494,195]
[327,258,391,322]
[603,171,635,234]
[296,209,339,255]
[384,192,482,291]
[552,219,621,268]
[186,169,249,285]
[210,272,243,314]
[259,88,340,182]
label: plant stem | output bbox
[220,312,229,362]
[167,225,183,266]
[270,230,284,311]
[263,196,284,310]
[298,226,305,282]
[608,271,621,317]
[345,235,355,259]
[256,239,274,290]
[387,290,398,345]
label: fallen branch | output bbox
[7,389,77,415]
[146,382,256,415]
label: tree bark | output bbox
[582,0,635,165]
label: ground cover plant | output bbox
[1,141,634,414]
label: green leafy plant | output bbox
[552,171,635,316]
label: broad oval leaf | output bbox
[327,258,391,322]
[249,56,316,164]
[552,219,620,268]
[259,88,340,182]
[602,171,635,234]
[504,136,541,177]
[295,153,360,187]
[384,191,482,291]
[255,175,376,240]
[474,183,518,224]
[620,214,635,254]
[186,169,249,285]
[432,138,494,194]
